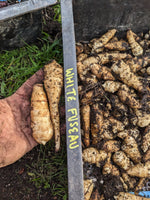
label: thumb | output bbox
[14,68,44,99]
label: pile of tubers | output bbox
[30,60,63,152]
[77,29,150,200]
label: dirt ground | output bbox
[0,5,65,200]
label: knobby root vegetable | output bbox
[82,147,107,167]
[126,57,150,73]
[102,81,121,93]
[118,128,141,142]
[129,108,138,126]
[127,161,150,178]
[122,173,136,190]
[121,135,141,163]
[92,29,117,53]
[31,84,53,145]
[135,109,150,127]
[81,104,90,147]
[102,153,120,176]
[90,189,104,200]
[77,61,90,79]
[84,179,94,200]
[108,116,125,133]
[110,95,128,119]
[77,53,88,62]
[102,140,120,153]
[113,151,131,171]
[83,43,91,54]
[111,60,144,92]
[114,192,148,200]
[117,84,141,109]
[105,40,129,51]
[83,56,99,66]
[144,148,150,162]
[77,62,98,84]
[98,52,131,65]
[147,67,150,75]
[90,64,115,81]
[80,29,150,199]
[141,125,150,152]
[44,60,63,152]
[101,119,115,140]
[78,85,84,95]
[76,42,84,55]
[91,103,103,145]
[81,86,105,105]
[109,36,119,43]
[120,177,128,192]
[127,30,143,56]
[134,178,146,195]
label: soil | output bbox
[0,6,63,200]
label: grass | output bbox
[53,3,61,23]
[27,135,68,200]
[0,32,63,98]
[0,32,67,199]
[0,3,68,199]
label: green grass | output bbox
[0,4,68,199]
[53,3,61,23]
[27,135,68,200]
[0,32,63,98]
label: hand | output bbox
[0,69,44,168]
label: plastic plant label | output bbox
[130,181,150,198]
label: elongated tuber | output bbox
[121,135,141,163]
[111,60,144,92]
[79,29,150,199]
[82,147,107,167]
[126,57,150,73]
[143,148,150,162]
[141,125,150,152]
[77,62,98,84]
[83,56,99,66]
[101,119,115,140]
[76,42,84,55]
[108,116,125,134]
[92,29,117,53]
[135,109,150,128]
[105,40,129,51]
[127,161,150,178]
[98,52,131,65]
[90,189,103,200]
[113,151,131,171]
[84,179,94,200]
[81,104,91,147]
[81,86,105,105]
[31,84,53,145]
[77,53,88,62]
[102,140,120,153]
[44,60,63,152]
[102,81,121,93]
[127,30,143,56]
[122,173,137,190]
[117,84,141,109]
[90,64,115,81]
[91,103,103,145]
[102,153,120,176]
[134,178,146,195]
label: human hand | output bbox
[0,69,44,168]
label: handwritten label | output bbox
[65,68,80,150]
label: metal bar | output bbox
[61,0,84,199]
[0,0,57,21]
